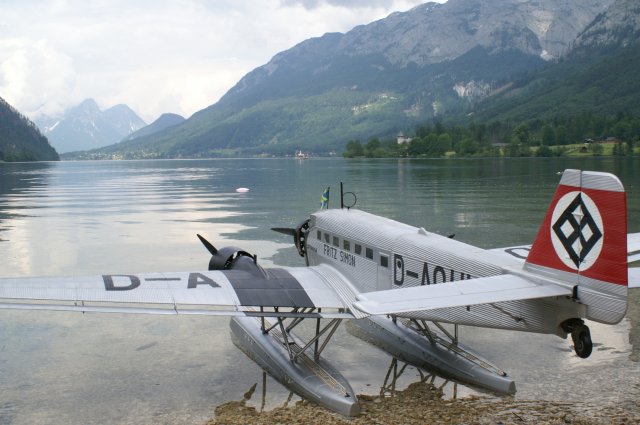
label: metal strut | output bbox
[293,319,341,362]
[489,303,524,323]
[263,308,343,363]
[261,308,305,334]
[409,319,459,346]
[433,321,458,345]
[401,317,509,378]
[274,308,297,361]
[409,319,436,344]
[380,358,410,396]
[380,357,457,399]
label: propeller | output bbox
[271,219,310,257]
[197,233,217,255]
[196,233,262,274]
[271,227,296,237]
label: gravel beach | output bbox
[208,379,639,425]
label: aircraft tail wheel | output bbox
[571,324,593,358]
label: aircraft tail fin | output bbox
[525,169,627,324]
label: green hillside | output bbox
[68,0,638,160]
[472,42,640,123]
[0,97,59,162]
[77,49,543,159]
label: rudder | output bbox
[525,169,627,324]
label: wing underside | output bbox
[0,265,359,319]
[353,274,573,316]
[0,266,609,318]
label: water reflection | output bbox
[0,158,639,425]
[0,161,290,276]
[214,372,297,417]
[0,162,57,240]
[379,357,459,399]
[216,357,458,417]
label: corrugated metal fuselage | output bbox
[307,209,584,337]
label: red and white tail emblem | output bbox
[526,169,627,286]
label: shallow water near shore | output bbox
[0,157,638,424]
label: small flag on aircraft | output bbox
[320,187,330,209]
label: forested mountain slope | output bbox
[0,97,59,162]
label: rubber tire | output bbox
[572,325,593,358]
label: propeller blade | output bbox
[271,227,296,236]
[197,233,218,255]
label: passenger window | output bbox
[366,248,373,259]
[355,244,362,255]
[343,240,350,251]
[324,233,330,243]
[333,236,339,247]
[317,230,321,240]
[380,255,388,268]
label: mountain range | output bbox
[75,0,638,159]
[123,113,185,142]
[473,0,640,122]
[36,99,146,154]
[0,96,59,161]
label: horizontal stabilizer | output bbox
[629,233,640,263]
[630,268,640,288]
[352,274,572,316]
[495,232,640,266]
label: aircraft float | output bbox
[0,169,638,416]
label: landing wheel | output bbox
[571,324,593,358]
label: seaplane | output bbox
[0,169,638,416]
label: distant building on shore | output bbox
[397,132,412,145]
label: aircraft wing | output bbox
[352,274,572,316]
[0,264,360,319]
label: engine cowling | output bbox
[207,246,266,276]
[293,219,310,257]
[197,234,265,277]
[272,219,310,258]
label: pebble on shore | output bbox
[208,380,638,425]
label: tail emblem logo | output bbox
[550,191,603,271]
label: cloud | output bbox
[280,0,422,10]
[0,0,441,122]
[0,39,78,117]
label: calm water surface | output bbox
[0,158,638,424]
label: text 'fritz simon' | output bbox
[323,244,356,267]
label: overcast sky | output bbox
[0,0,445,123]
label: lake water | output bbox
[0,157,638,424]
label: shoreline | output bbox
[208,380,639,424]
